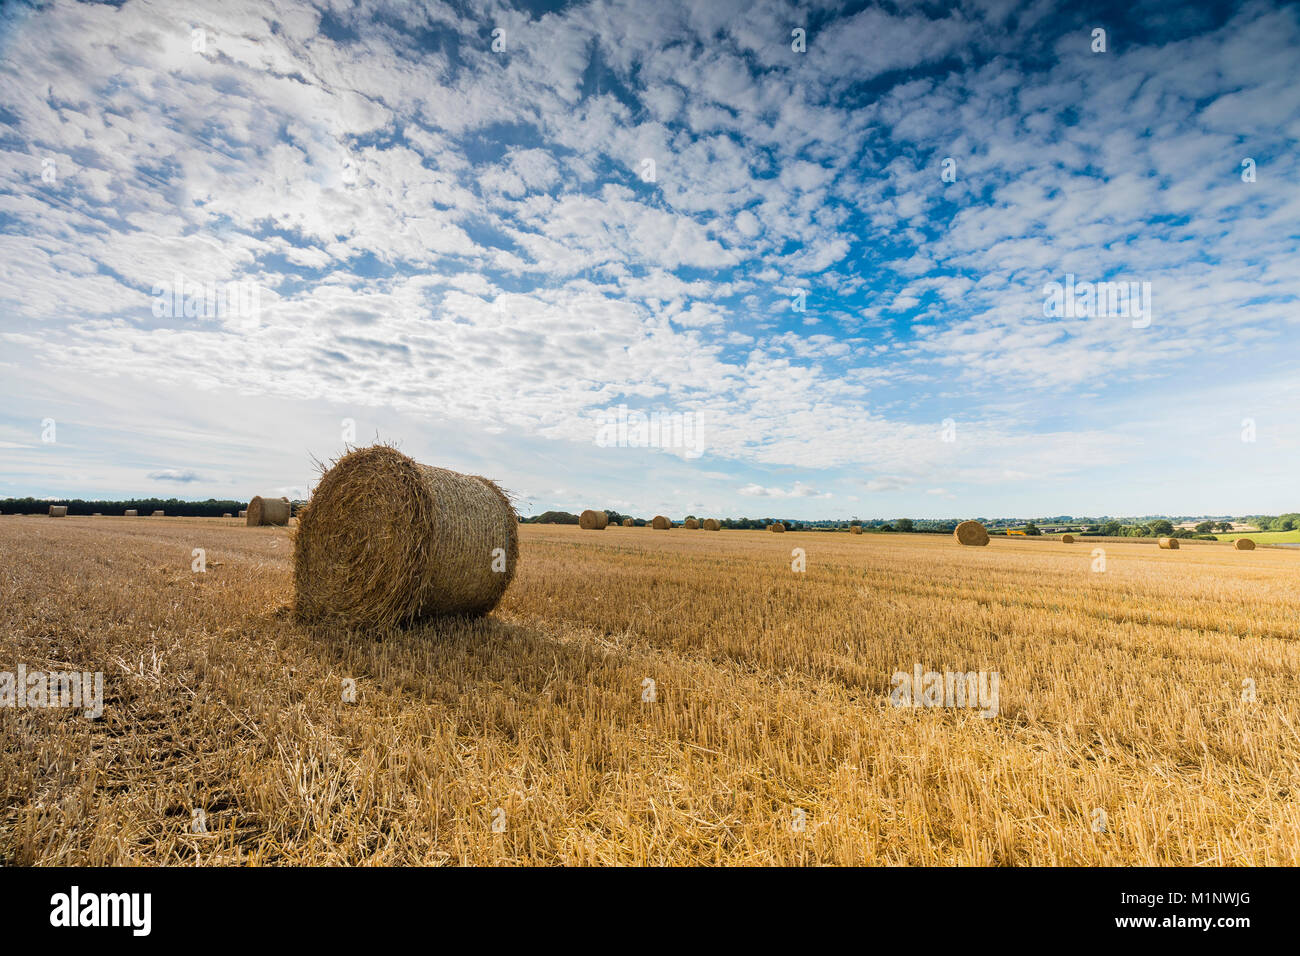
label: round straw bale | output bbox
[954,520,990,546]
[651,515,671,529]
[1233,538,1255,550]
[48,505,67,517]
[92,512,102,516]
[125,509,138,517]
[702,518,720,531]
[238,510,247,518]
[151,510,165,517]
[1061,533,1075,543]
[293,445,518,627]
[622,518,634,527]
[850,524,863,534]
[1157,536,1179,549]
[579,509,609,530]
[768,523,785,533]
[223,512,233,518]
[684,518,700,529]
[246,496,290,527]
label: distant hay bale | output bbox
[151,510,164,517]
[954,520,990,546]
[579,509,609,530]
[92,512,102,516]
[684,518,700,529]
[246,496,290,527]
[1158,537,1180,550]
[651,515,670,529]
[223,512,233,518]
[293,445,518,628]
[125,509,138,517]
[1061,533,1075,543]
[1234,538,1256,550]
[622,518,634,527]
[238,510,247,518]
[768,523,785,533]
[49,505,67,517]
[702,518,721,531]
[850,524,863,534]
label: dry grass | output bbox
[2,517,1299,865]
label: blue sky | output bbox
[1,0,1298,519]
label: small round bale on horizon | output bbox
[247,496,290,526]
[1061,533,1075,543]
[954,520,990,546]
[125,509,138,517]
[702,518,721,531]
[293,444,519,628]
[684,518,700,529]
[622,517,634,527]
[579,509,609,530]
[1234,538,1256,550]
[768,523,786,533]
[1158,537,1180,549]
[151,510,165,517]
[49,505,67,517]
[850,524,863,534]
[651,515,671,529]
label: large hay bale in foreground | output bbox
[579,509,609,530]
[125,509,138,517]
[246,496,290,527]
[1158,537,1179,550]
[151,510,165,517]
[651,515,671,529]
[684,518,700,529]
[294,445,518,627]
[954,520,990,546]
[850,524,863,534]
[702,518,721,531]
[1061,533,1075,543]
[768,523,785,533]
[1234,538,1256,550]
[49,505,67,517]
[622,518,634,527]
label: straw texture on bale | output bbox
[48,505,67,517]
[293,445,519,628]
[768,523,785,533]
[1158,537,1180,550]
[954,520,990,546]
[684,518,700,529]
[151,510,164,517]
[125,510,138,517]
[651,515,671,529]
[1061,533,1075,543]
[1234,538,1256,550]
[702,518,721,531]
[579,509,609,530]
[622,518,634,527]
[850,524,863,535]
[246,495,290,527]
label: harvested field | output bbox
[2,518,1299,865]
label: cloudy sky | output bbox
[1,0,1297,519]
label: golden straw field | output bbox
[2,516,1299,865]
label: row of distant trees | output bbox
[0,497,250,517]
[521,513,1285,537]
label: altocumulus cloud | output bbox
[0,0,1297,515]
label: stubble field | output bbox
[2,516,1298,865]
